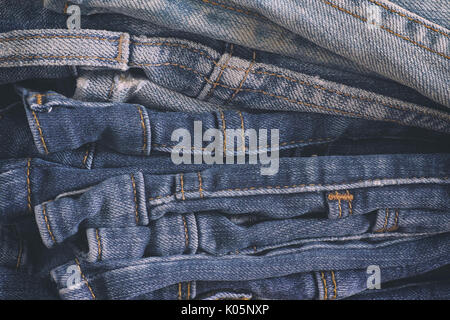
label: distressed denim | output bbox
[0,0,449,300]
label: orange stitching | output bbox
[206,43,234,99]
[107,76,116,100]
[130,42,449,120]
[0,35,119,43]
[219,111,227,155]
[116,34,124,62]
[182,215,189,250]
[238,111,246,154]
[74,257,96,300]
[320,272,328,300]
[42,204,56,243]
[201,0,262,18]
[63,3,69,14]
[178,283,182,300]
[180,174,186,200]
[137,106,147,154]
[327,191,354,201]
[346,190,353,215]
[26,158,32,213]
[130,61,444,129]
[187,282,191,300]
[131,174,139,224]
[367,0,449,37]
[0,54,121,63]
[197,172,204,198]
[227,51,256,104]
[331,271,337,299]
[95,229,102,261]
[36,94,43,105]
[82,146,90,167]
[148,176,449,203]
[386,209,400,232]
[321,0,449,59]
[16,238,23,270]
[375,208,390,233]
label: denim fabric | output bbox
[0,0,449,300]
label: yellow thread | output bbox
[95,229,102,261]
[320,272,328,300]
[375,208,390,233]
[227,51,256,104]
[206,43,234,99]
[327,191,354,201]
[367,0,449,37]
[131,174,139,224]
[197,172,204,198]
[129,42,449,120]
[187,282,191,300]
[36,94,43,105]
[182,215,189,250]
[74,258,96,300]
[219,111,227,155]
[26,158,32,212]
[201,0,261,18]
[116,34,124,62]
[42,204,56,243]
[178,283,182,300]
[386,209,400,232]
[82,146,90,167]
[137,106,147,154]
[321,0,449,59]
[346,190,353,215]
[331,271,337,299]
[180,174,186,200]
[238,111,246,154]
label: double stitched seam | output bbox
[182,215,189,252]
[116,34,124,62]
[328,191,354,218]
[74,258,96,300]
[0,55,123,63]
[321,0,450,59]
[375,208,390,232]
[42,204,56,243]
[226,51,256,104]
[331,271,337,299]
[187,282,191,300]
[205,43,234,99]
[148,176,448,203]
[16,238,23,271]
[178,283,182,300]
[129,62,446,130]
[386,209,400,232]
[95,229,102,261]
[82,145,90,168]
[0,35,120,43]
[197,172,204,198]
[107,76,116,100]
[136,106,147,154]
[130,42,449,120]
[31,111,49,154]
[366,0,449,37]
[320,271,328,300]
[201,0,262,18]
[131,174,140,224]
[26,158,32,213]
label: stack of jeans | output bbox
[0,0,449,300]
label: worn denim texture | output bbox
[0,0,449,300]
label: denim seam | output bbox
[95,229,102,261]
[320,271,328,300]
[219,111,227,154]
[321,0,450,59]
[74,258,96,300]
[148,177,449,204]
[238,111,246,154]
[180,174,186,201]
[151,137,334,152]
[131,174,139,224]
[136,106,147,154]
[331,270,337,299]
[375,208,390,232]
[386,209,400,232]
[26,158,32,213]
[178,283,182,300]
[205,43,234,100]
[131,41,449,120]
[226,51,256,104]
[366,0,449,37]
[0,34,120,43]
[0,54,123,64]
[201,0,262,18]
[82,145,90,168]
[182,215,189,252]
[129,61,450,131]
[197,172,204,198]
[41,203,56,243]
[31,111,49,154]
[16,238,23,271]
